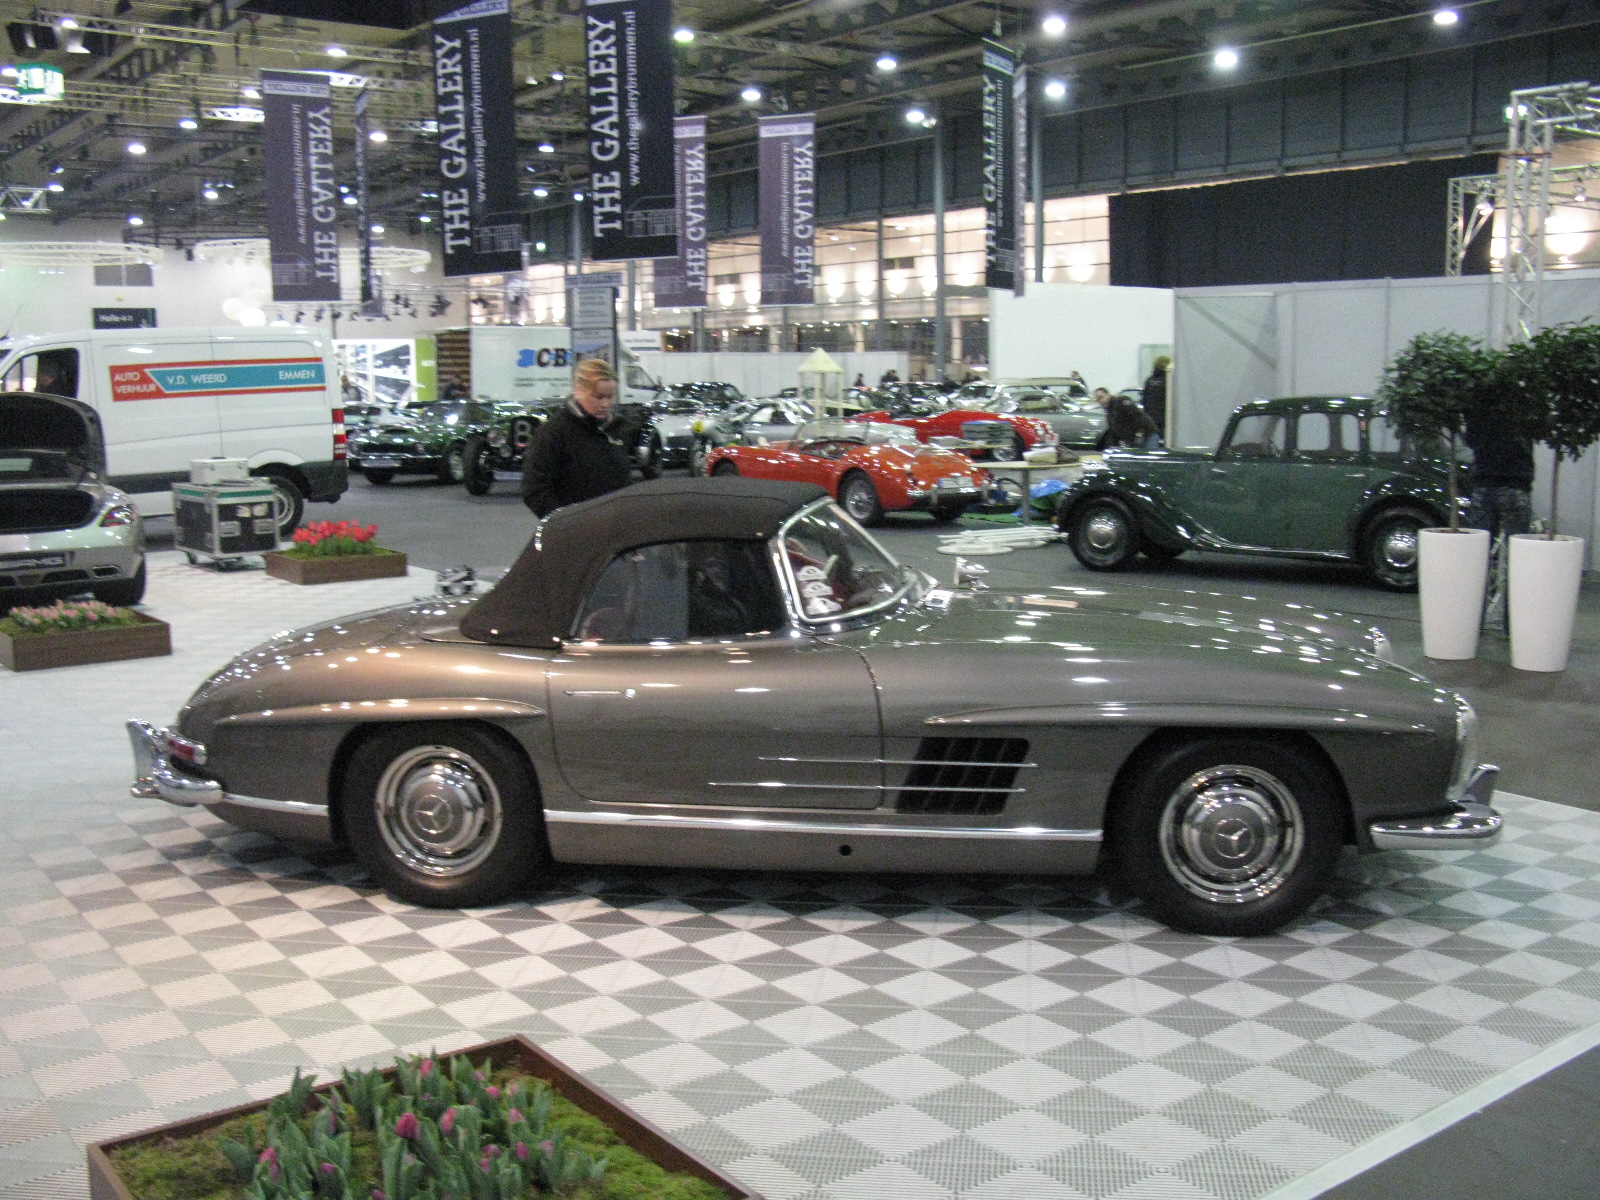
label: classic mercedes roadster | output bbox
[131,477,1501,935]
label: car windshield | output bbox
[778,502,909,622]
[793,419,921,447]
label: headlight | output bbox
[1450,695,1479,799]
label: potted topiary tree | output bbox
[1501,322,1600,672]
[1378,331,1497,659]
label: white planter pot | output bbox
[1509,533,1586,672]
[1418,527,1489,660]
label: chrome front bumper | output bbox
[128,719,223,807]
[1368,764,1504,851]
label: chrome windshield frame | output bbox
[770,497,912,631]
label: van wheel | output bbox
[254,468,305,539]
[92,557,146,606]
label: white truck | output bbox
[467,325,663,407]
[0,326,347,537]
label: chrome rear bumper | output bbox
[1368,764,1503,850]
[128,719,222,807]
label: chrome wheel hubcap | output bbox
[1084,510,1126,553]
[374,746,502,878]
[447,447,465,481]
[844,484,874,519]
[1159,765,1302,904]
[1379,526,1418,571]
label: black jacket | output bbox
[1141,369,1168,432]
[1101,395,1157,448]
[521,404,644,517]
[1464,408,1534,490]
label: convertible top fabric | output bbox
[459,476,828,646]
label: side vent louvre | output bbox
[896,737,1029,816]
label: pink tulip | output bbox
[394,1112,420,1140]
[440,1108,455,1134]
[419,1058,434,1077]
[486,1085,500,1100]
[515,1141,528,1162]
[507,1108,522,1125]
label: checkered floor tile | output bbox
[3,552,1599,1200]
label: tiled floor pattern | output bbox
[3,553,1600,1200]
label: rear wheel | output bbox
[840,472,884,525]
[342,722,547,908]
[1361,505,1430,591]
[463,434,494,495]
[253,467,305,539]
[1068,496,1139,571]
[92,557,146,606]
[364,468,396,485]
[1008,431,1027,461]
[1143,540,1184,562]
[929,500,967,523]
[711,459,739,477]
[1107,735,1344,936]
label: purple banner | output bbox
[759,113,816,307]
[586,0,677,261]
[1012,65,1027,297]
[981,40,1018,292]
[353,88,380,313]
[653,116,707,309]
[434,0,522,277]
[261,70,338,302]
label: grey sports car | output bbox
[129,478,1501,936]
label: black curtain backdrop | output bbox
[1109,153,1499,288]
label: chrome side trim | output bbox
[926,703,1429,735]
[221,793,333,818]
[708,781,1026,794]
[220,698,545,726]
[547,809,1100,841]
[759,755,1039,769]
[1369,801,1504,851]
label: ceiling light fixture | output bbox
[573,191,585,201]
[46,181,63,192]
[325,44,347,58]
[1213,47,1240,70]
[342,194,357,206]
[368,129,388,143]
[370,223,385,235]
[126,140,146,155]
[240,86,260,100]
[1044,78,1067,100]
[127,214,144,226]
[532,186,549,197]
[419,214,433,223]
[178,116,198,129]
[673,27,694,43]
[549,70,565,81]
[203,186,219,200]
[876,53,897,72]
[905,106,927,125]
[1433,8,1460,25]
[1041,13,1067,37]
[741,84,762,102]
[538,141,555,153]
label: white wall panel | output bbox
[1286,283,1390,398]
[636,351,908,398]
[1171,291,1276,447]
[991,282,1174,395]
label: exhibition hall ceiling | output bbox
[0,0,1588,239]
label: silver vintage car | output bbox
[130,478,1500,936]
[2,391,145,607]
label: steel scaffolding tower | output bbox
[1497,83,1600,346]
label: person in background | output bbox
[879,367,900,385]
[441,375,469,401]
[1141,355,1172,445]
[522,359,656,518]
[1094,387,1159,451]
[853,373,866,388]
[341,375,362,407]
[1464,402,1534,543]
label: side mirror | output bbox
[953,558,989,590]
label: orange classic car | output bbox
[704,418,992,524]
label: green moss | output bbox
[106,1070,730,1200]
[278,544,398,560]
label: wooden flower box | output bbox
[262,549,408,585]
[0,611,171,672]
[85,1034,757,1200]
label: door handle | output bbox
[564,689,636,698]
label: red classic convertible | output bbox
[705,419,991,524]
[856,396,1058,460]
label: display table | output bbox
[982,459,1084,525]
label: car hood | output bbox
[0,392,106,472]
[864,580,1393,659]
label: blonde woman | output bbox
[521,358,654,516]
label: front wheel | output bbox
[1068,496,1139,571]
[711,458,739,477]
[1361,505,1431,592]
[1107,736,1345,936]
[439,441,467,485]
[929,500,967,524]
[342,723,547,908]
[364,468,396,485]
[462,434,494,496]
[839,472,884,525]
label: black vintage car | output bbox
[461,401,661,495]
[347,398,499,485]
[1053,395,1457,591]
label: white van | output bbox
[0,327,347,536]
[468,325,663,408]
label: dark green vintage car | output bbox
[1054,396,1455,591]
[348,399,501,486]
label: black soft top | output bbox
[459,476,828,647]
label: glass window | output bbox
[1224,413,1288,458]
[1367,413,1405,457]
[1295,412,1359,458]
[573,540,785,642]
[0,349,79,398]
[780,504,906,621]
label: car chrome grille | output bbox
[896,737,1029,816]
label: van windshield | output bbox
[1,348,80,398]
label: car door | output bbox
[547,540,883,809]
[1281,408,1369,551]
[1183,411,1293,546]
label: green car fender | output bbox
[1053,472,1192,551]
[1349,475,1452,553]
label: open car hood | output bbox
[0,392,106,472]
